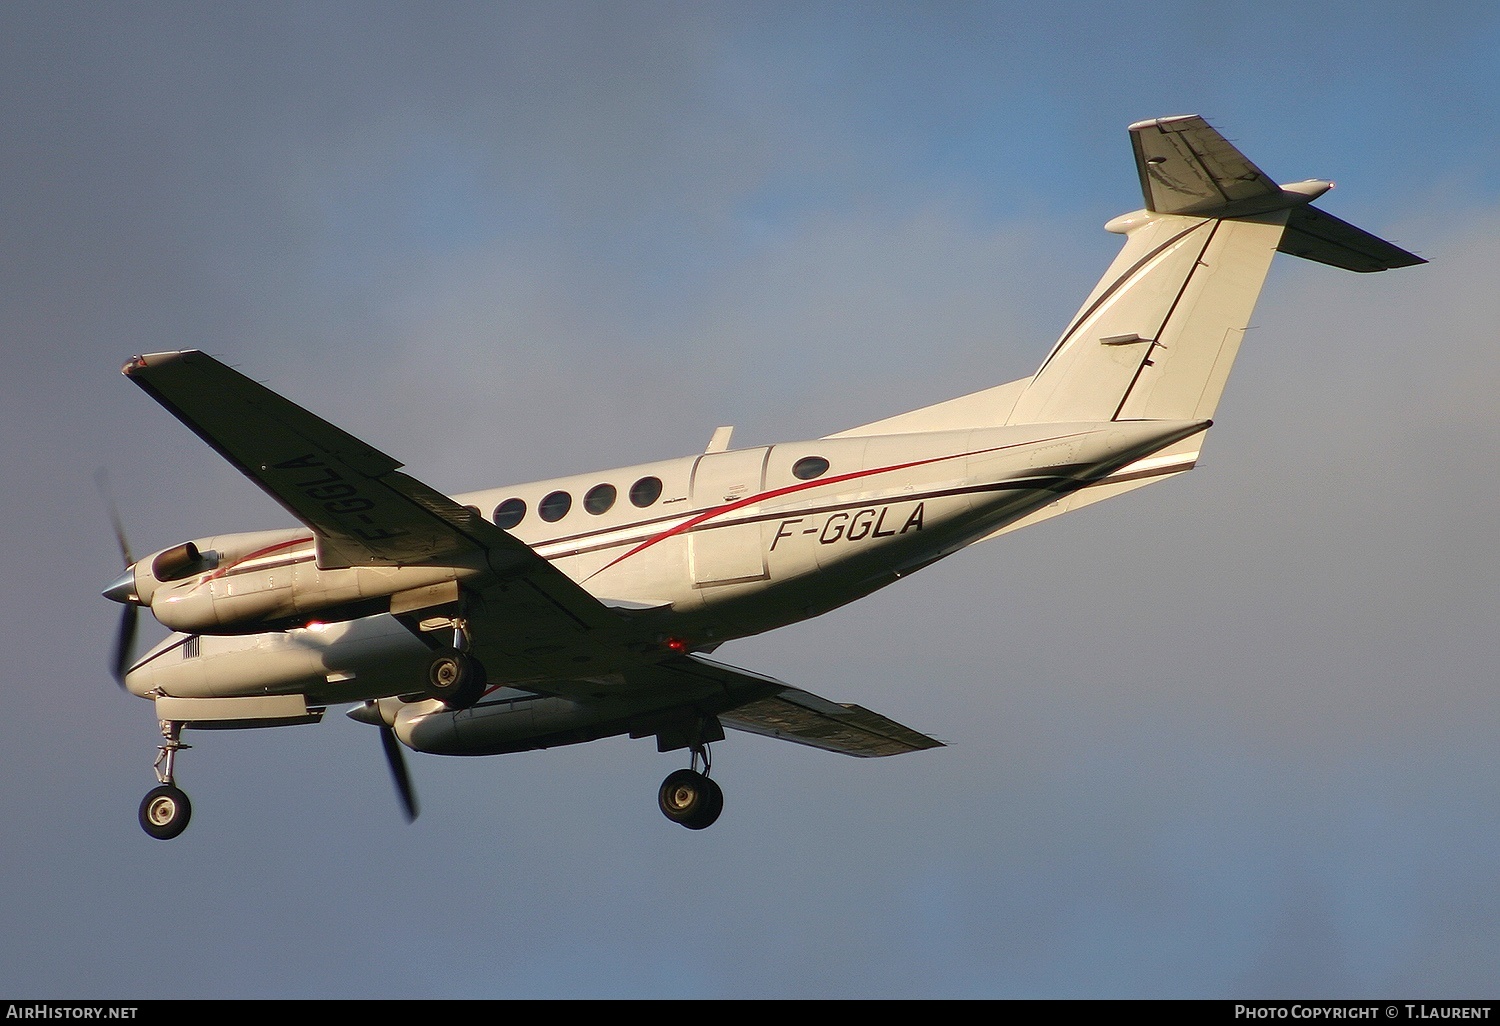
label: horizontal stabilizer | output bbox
[1130,115,1281,216]
[1280,204,1426,272]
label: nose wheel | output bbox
[139,784,192,840]
[658,743,723,830]
[138,720,192,840]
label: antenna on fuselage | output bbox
[705,426,734,453]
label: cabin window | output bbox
[493,498,526,530]
[584,483,617,515]
[792,456,830,481]
[630,476,664,507]
[539,490,572,522]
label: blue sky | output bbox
[2,1,1498,998]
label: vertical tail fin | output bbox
[1007,115,1423,428]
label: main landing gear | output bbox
[424,646,487,709]
[138,720,192,840]
[658,743,723,830]
[420,614,487,710]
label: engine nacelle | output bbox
[135,528,472,633]
[131,529,305,608]
[394,691,649,756]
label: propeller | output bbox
[95,470,139,688]
[110,600,140,689]
[350,700,419,822]
[379,724,419,822]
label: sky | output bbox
[2,0,1499,1000]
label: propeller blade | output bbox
[380,726,419,822]
[97,469,139,689]
[111,604,139,689]
[93,468,134,567]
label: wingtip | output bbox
[1128,113,1202,132]
[122,350,198,377]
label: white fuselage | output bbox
[124,418,1203,720]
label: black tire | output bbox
[138,784,192,840]
[687,776,724,831]
[658,769,722,829]
[426,648,487,710]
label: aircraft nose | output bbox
[103,568,139,605]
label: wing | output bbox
[504,652,944,757]
[719,688,945,757]
[123,350,616,631]
[673,655,944,758]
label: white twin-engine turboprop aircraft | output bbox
[106,116,1422,839]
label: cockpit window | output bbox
[493,498,526,530]
[792,456,830,481]
[539,490,572,523]
[584,483,617,515]
[630,476,663,507]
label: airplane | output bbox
[104,115,1423,840]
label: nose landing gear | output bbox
[658,743,723,830]
[138,720,192,840]
[139,784,192,840]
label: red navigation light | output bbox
[665,637,689,654]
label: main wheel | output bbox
[426,648,487,709]
[658,769,723,830]
[693,776,724,831]
[138,784,192,840]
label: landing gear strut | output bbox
[658,743,724,830]
[138,720,192,840]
